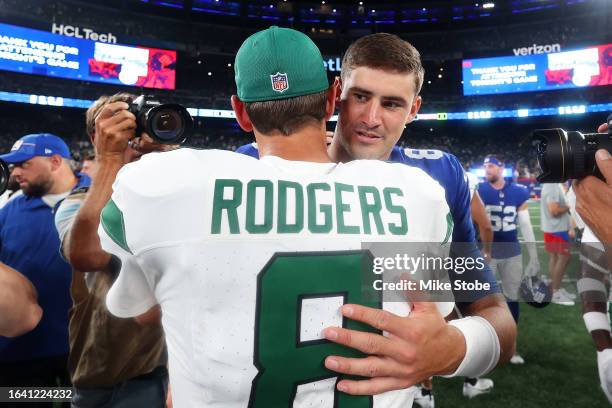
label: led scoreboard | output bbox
[0,22,176,90]
[463,44,612,95]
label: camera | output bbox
[129,95,194,145]
[531,114,612,183]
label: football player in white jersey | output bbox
[98,27,505,407]
[237,35,515,400]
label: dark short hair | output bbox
[85,93,136,139]
[245,91,328,136]
[341,33,425,95]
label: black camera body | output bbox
[128,95,194,145]
[532,114,612,183]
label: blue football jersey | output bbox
[236,142,500,302]
[235,142,259,158]
[478,181,530,259]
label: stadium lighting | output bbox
[439,67,443,71]
[558,105,586,115]
[333,8,336,12]
[422,8,426,11]
[371,9,375,13]
[208,72,212,76]
[359,1,363,5]
[438,74,443,78]
[322,1,325,4]
[5,89,611,122]
[427,80,432,84]
[227,63,232,67]
[483,2,495,8]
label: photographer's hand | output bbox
[574,149,612,244]
[94,101,137,161]
[598,122,609,133]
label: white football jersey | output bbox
[99,148,453,408]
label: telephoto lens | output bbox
[129,95,194,144]
[532,114,612,182]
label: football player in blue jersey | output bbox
[479,154,541,365]
[237,33,516,401]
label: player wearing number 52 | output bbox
[100,26,456,407]
[478,154,540,365]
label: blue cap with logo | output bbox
[483,155,503,167]
[0,133,71,164]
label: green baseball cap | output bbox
[235,26,329,102]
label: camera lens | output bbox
[151,109,183,141]
[131,96,194,144]
[531,129,566,182]
[536,139,547,155]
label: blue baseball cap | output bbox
[483,155,503,167]
[0,133,71,164]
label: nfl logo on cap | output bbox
[270,72,289,93]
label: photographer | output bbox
[55,93,173,407]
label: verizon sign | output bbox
[512,43,561,56]
[51,23,117,43]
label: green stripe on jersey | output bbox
[101,199,132,254]
[442,212,454,244]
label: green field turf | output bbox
[430,200,609,407]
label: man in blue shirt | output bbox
[237,33,515,402]
[0,133,89,401]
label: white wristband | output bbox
[442,316,500,378]
[584,312,611,333]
